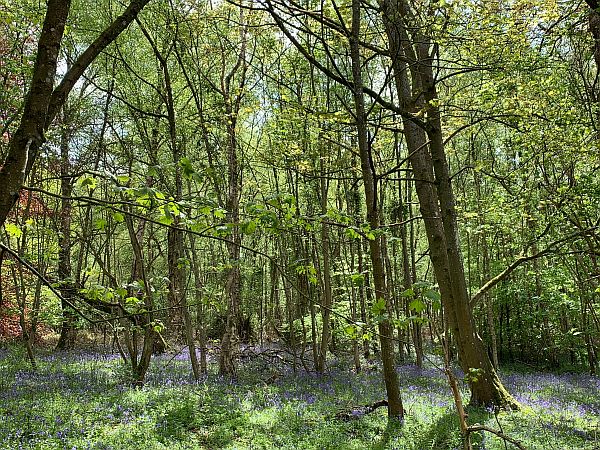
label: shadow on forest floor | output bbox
[370,418,404,450]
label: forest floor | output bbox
[0,345,598,450]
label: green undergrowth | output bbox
[0,346,598,449]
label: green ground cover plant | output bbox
[0,346,597,450]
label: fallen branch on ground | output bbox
[335,400,389,421]
[465,424,527,450]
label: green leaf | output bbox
[242,220,257,234]
[371,297,386,316]
[424,289,441,303]
[125,296,140,306]
[4,222,22,238]
[158,215,174,226]
[94,218,108,230]
[344,324,357,338]
[345,227,361,240]
[159,205,174,225]
[465,368,483,384]
[151,320,165,333]
[393,316,409,329]
[80,176,97,191]
[112,212,124,223]
[116,175,130,185]
[409,299,426,313]
[179,157,196,180]
[177,257,190,269]
[147,166,160,177]
[350,273,365,286]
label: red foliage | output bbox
[0,167,52,218]
[0,311,22,340]
[0,292,24,341]
[0,301,53,343]
[3,190,53,220]
[0,261,53,343]
[18,190,52,217]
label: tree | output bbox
[349,0,404,419]
[0,0,152,228]
[376,0,519,408]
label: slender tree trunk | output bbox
[349,236,362,372]
[0,250,4,312]
[351,0,403,419]
[124,211,155,386]
[473,144,498,369]
[357,231,370,360]
[188,235,208,374]
[56,106,77,350]
[220,113,242,376]
[482,239,499,370]
[281,260,297,374]
[316,170,333,373]
[10,225,36,368]
[396,150,420,366]
[218,9,248,376]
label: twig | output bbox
[465,425,527,450]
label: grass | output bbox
[0,345,598,449]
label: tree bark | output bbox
[316,167,333,373]
[124,211,155,386]
[56,106,76,350]
[218,8,248,376]
[351,0,404,420]
[188,235,208,375]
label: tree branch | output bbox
[470,227,599,307]
[46,0,153,127]
[0,242,97,324]
[261,0,427,129]
[465,424,526,450]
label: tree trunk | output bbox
[379,0,518,408]
[56,107,77,350]
[396,155,420,366]
[124,211,155,386]
[351,0,404,420]
[316,170,333,373]
[219,113,242,377]
[218,9,248,376]
[0,0,71,226]
[473,146,499,370]
[188,235,208,374]
[349,237,362,372]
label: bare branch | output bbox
[470,227,599,307]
